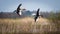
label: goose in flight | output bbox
[34,8,43,22]
[16,4,22,16]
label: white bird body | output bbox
[19,10,22,15]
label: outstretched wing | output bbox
[17,4,22,10]
[34,8,40,22]
[36,8,40,16]
[16,4,22,16]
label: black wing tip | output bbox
[19,4,22,6]
[37,8,40,11]
[38,8,40,9]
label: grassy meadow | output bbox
[0,17,60,34]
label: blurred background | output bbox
[0,0,60,34]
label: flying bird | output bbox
[34,8,40,22]
[34,8,43,22]
[16,4,22,16]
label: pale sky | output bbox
[0,0,60,12]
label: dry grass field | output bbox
[0,17,60,34]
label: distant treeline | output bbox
[0,11,60,19]
[48,11,60,21]
[0,11,50,18]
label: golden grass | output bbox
[0,17,59,34]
